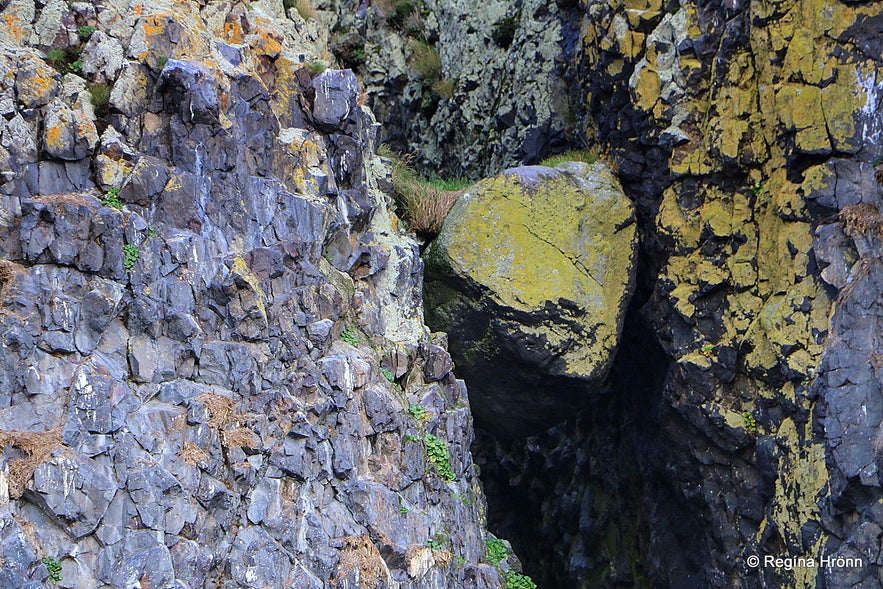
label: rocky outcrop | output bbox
[457,0,883,587]
[0,1,510,587]
[424,162,638,436]
[324,0,585,177]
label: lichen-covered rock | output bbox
[425,162,637,436]
[325,0,584,176]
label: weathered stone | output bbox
[311,69,359,131]
[425,162,638,435]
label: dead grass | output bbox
[431,78,456,99]
[333,535,387,589]
[221,427,258,449]
[285,0,316,20]
[31,193,94,207]
[0,429,63,498]
[193,393,258,451]
[384,149,464,237]
[841,203,883,238]
[181,441,210,466]
[196,393,236,428]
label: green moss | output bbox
[77,25,96,40]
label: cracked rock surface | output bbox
[424,162,638,437]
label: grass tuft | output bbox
[383,148,467,237]
[539,149,599,167]
[408,39,441,82]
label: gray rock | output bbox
[311,69,359,130]
[29,452,117,539]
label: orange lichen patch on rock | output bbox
[14,54,61,109]
[0,429,63,499]
[332,535,389,589]
[253,28,284,59]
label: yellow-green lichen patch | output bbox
[428,163,637,381]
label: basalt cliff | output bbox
[1,0,883,588]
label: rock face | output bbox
[0,1,508,587]
[324,0,585,177]
[424,162,638,436]
[381,0,883,587]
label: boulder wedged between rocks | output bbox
[424,161,638,437]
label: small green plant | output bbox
[873,156,883,167]
[381,367,396,382]
[403,433,420,443]
[751,180,764,196]
[305,60,327,75]
[156,55,169,70]
[742,411,758,434]
[426,532,446,551]
[123,244,139,272]
[77,25,96,40]
[399,501,410,516]
[147,227,158,237]
[539,149,599,167]
[699,343,714,357]
[44,47,82,74]
[408,404,427,420]
[485,537,508,565]
[424,433,455,481]
[42,556,62,583]
[340,326,359,346]
[88,82,112,120]
[101,186,122,210]
[408,39,441,82]
[505,571,537,589]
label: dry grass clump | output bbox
[181,441,210,466]
[196,393,236,428]
[383,149,468,238]
[0,429,63,498]
[431,78,456,99]
[333,535,388,589]
[841,203,883,238]
[193,393,259,450]
[221,427,258,449]
[284,0,316,19]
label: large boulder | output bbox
[424,162,638,437]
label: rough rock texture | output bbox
[408,0,883,588]
[424,162,638,436]
[0,1,509,587]
[323,0,586,177]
